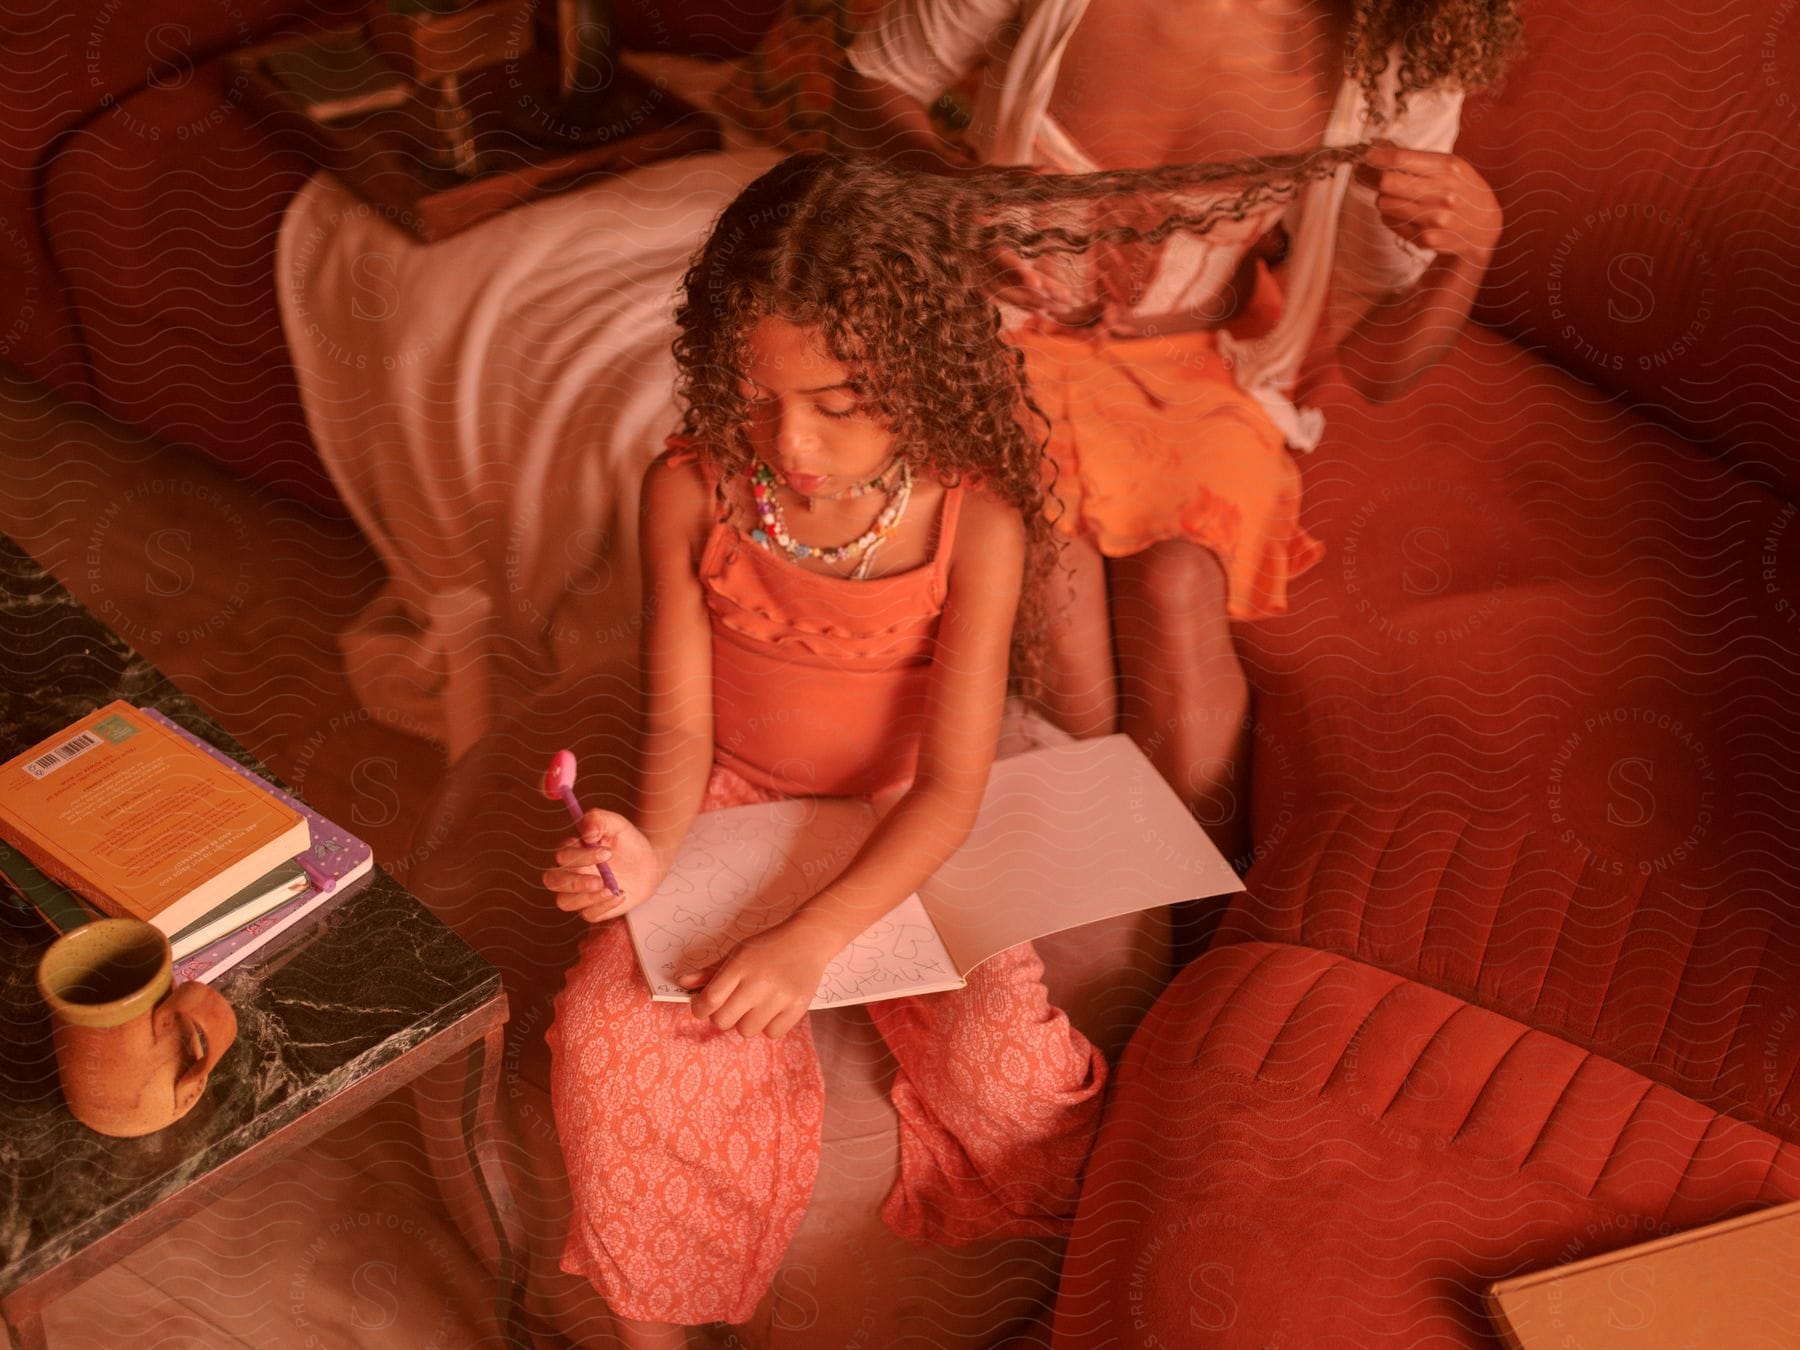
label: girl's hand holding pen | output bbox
[545,809,661,924]
[542,749,623,896]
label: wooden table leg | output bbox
[463,1020,531,1348]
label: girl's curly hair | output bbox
[674,152,1059,686]
[673,149,1362,685]
[1347,0,1524,120]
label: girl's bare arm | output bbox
[544,452,715,921]
[630,452,718,872]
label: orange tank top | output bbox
[671,447,965,799]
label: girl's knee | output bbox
[1125,540,1230,620]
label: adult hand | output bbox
[678,919,843,1040]
[1358,144,1503,269]
[544,809,661,924]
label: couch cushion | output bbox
[1052,943,1800,1347]
[42,69,342,506]
[0,0,368,396]
[1220,805,1800,1145]
[1223,327,1800,1138]
[1455,0,1800,498]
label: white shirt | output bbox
[849,0,1464,449]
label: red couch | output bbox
[1051,2,1800,1343]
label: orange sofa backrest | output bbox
[1457,0,1800,501]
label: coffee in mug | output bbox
[35,918,237,1138]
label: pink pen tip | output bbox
[541,749,617,894]
[544,749,577,799]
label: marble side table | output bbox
[0,531,527,1349]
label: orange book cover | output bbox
[0,701,310,935]
[1485,1199,1800,1348]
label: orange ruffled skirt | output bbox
[1010,281,1324,620]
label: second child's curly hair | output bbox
[1348,0,1524,119]
[673,152,1058,683]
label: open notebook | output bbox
[626,736,1239,1009]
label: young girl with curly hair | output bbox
[841,0,1522,883]
[538,151,1092,1349]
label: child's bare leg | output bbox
[1108,540,1249,966]
[613,1314,691,1349]
[1036,533,1117,739]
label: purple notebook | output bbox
[141,709,375,985]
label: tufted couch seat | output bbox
[1058,942,1799,1343]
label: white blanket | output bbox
[277,62,776,756]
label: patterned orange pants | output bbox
[547,768,1109,1325]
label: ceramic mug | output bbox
[35,918,237,1138]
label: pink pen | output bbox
[295,854,335,893]
[543,750,623,897]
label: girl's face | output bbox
[738,316,897,496]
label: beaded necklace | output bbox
[786,457,899,511]
[749,459,913,570]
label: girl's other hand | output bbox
[677,919,842,1041]
[1358,143,1503,270]
[544,809,661,924]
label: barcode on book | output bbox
[22,731,102,780]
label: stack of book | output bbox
[0,701,372,984]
